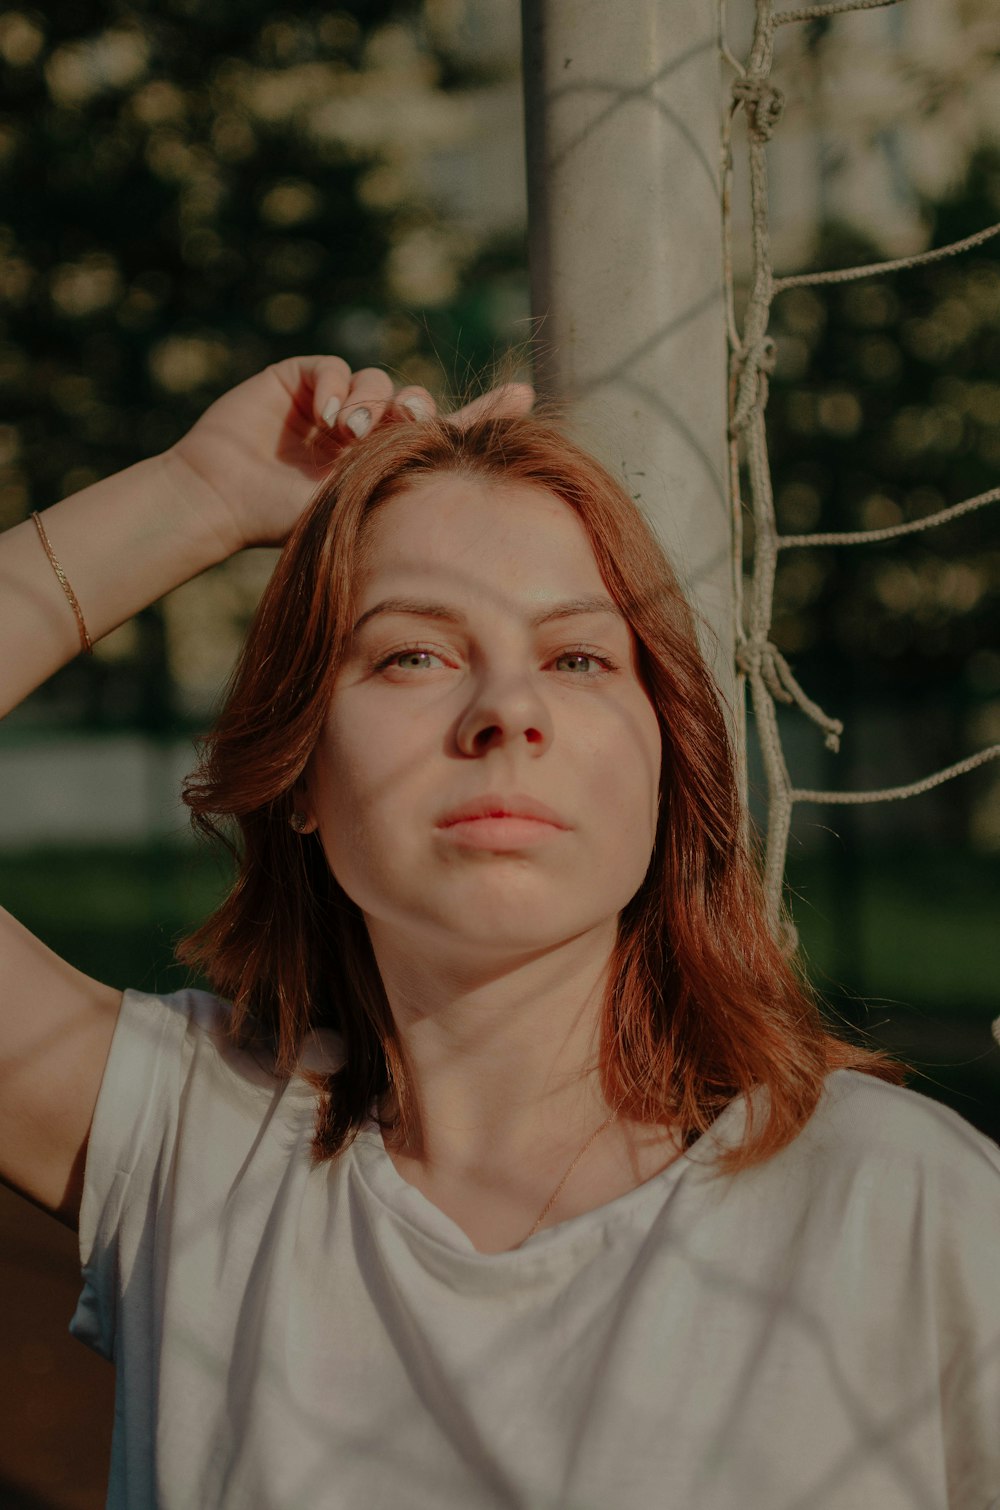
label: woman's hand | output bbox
[167,355,534,555]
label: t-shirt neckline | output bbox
[349,1093,746,1264]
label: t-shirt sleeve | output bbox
[822,1074,1000,1507]
[68,986,240,1361]
[921,1105,1000,1506]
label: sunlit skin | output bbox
[298,473,682,1247]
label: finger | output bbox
[387,386,437,426]
[447,382,535,432]
[269,354,352,430]
[309,356,353,430]
[335,367,395,442]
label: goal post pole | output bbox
[520,0,743,782]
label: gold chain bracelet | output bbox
[31,511,93,654]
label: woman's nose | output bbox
[454,666,554,755]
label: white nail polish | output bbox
[400,395,433,422]
[322,398,341,427]
[346,407,372,438]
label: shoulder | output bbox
[807,1069,1000,1177]
[84,985,347,1199]
[700,1068,1000,1217]
[112,985,346,1096]
[753,1069,1000,1229]
[689,1072,1000,1321]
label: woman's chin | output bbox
[395,908,615,968]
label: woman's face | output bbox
[302,471,662,971]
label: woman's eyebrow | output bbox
[351,594,625,636]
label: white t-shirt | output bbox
[70,986,1000,1510]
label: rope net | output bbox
[720,0,1000,1046]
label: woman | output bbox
[2,354,998,1509]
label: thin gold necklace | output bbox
[517,1107,619,1248]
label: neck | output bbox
[367,914,619,1180]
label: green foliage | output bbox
[765,148,1000,703]
[0,2,526,728]
[1,6,398,503]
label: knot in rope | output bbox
[733,78,786,140]
[735,641,759,677]
[737,638,844,753]
[731,336,777,433]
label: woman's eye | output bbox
[375,649,446,672]
[373,647,618,677]
[554,651,617,676]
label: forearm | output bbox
[0,449,236,718]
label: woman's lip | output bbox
[437,794,568,828]
[435,816,564,850]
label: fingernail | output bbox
[400,395,433,422]
[322,398,341,427]
[346,407,372,438]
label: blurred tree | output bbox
[0,1,527,729]
[758,147,1000,998]
[761,147,999,859]
[3,3,994,747]
[765,146,999,703]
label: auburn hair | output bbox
[178,410,907,1176]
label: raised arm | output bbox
[0,355,532,1230]
[3,359,406,713]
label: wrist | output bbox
[1,448,246,711]
[157,445,248,567]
